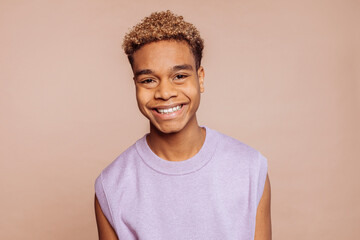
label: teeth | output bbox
[157,105,182,114]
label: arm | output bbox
[94,195,119,240]
[254,174,272,240]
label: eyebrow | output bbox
[172,64,193,71]
[134,69,153,78]
[134,64,194,78]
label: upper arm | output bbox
[94,195,119,240]
[254,174,272,240]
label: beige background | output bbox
[1,0,359,239]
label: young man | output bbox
[95,11,271,240]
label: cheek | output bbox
[136,90,152,110]
[185,82,201,101]
[136,97,149,119]
[182,80,200,94]
[136,91,145,107]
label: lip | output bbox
[152,103,184,110]
[151,103,186,120]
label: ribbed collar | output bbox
[135,126,219,175]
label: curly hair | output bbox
[122,10,204,69]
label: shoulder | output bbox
[95,137,144,191]
[211,128,269,203]
[212,129,265,160]
[210,128,267,171]
[94,137,145,227]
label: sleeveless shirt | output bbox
[95,126,268,239]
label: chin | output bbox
[152,122,185,135]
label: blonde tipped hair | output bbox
[122,10,204,69]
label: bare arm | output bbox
[254,174,272,240]
[94,195,119,240]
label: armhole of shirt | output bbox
[95,172,116,230]
[256,151,268,207]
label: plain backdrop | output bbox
[1,0,359,239]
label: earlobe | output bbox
[198,66,205,93]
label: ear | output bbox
[197,66,205,93]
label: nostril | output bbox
[154,83,178,100]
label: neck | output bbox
[147,118,206,162]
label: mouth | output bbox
[154,104,183,114]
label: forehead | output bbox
[132,40,196,72]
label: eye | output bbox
[137,78,157,88]
[140,79,155,84]
[174,74,187,80]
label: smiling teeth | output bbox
[157,105,182,114]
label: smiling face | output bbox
[132,40,204,134]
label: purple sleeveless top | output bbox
[95,126,268,239]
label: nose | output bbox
[154,79,178,100]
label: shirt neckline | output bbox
[135,126,219,175]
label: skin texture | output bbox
[95,196,118,240]
[132,40,205,161]
[95,40,272,239]
[254,174,272,240]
